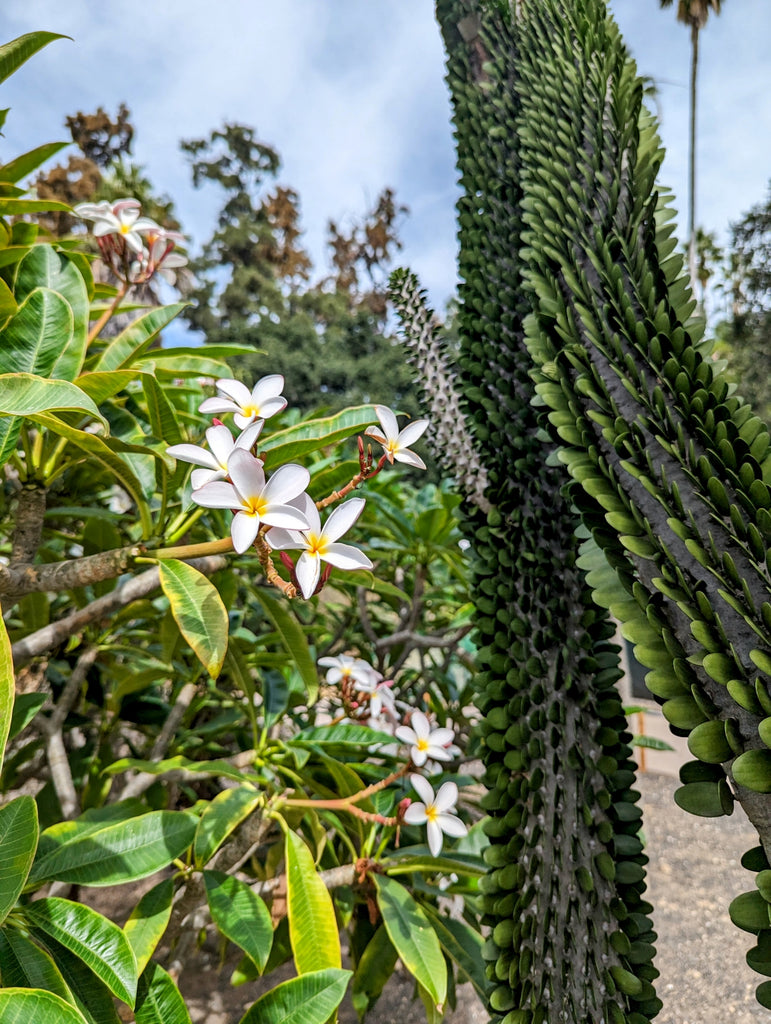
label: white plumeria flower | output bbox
[317,654,379,690]
[403,775,467,857]
[199,376,287,430]
[395,710,455,767]
[364,405,429,470]
[74,198,160,254]
[191,448,310,554]
[267,494,373,599]
[166,421,263,489]
[369,679,397,720]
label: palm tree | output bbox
[660,0,723,296]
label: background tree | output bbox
[659,0,723,294]
[181,122,418,416]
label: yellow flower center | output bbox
[246,496,267,517]
[306,533,328,557]
[416,737,429,752]
[119,222,132,235]
[243,404,259,418]
[425,804,439,823]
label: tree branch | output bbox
[10,484,47,564]
[0,544,143,605]
[11,556,229,668]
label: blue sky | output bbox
[2,1,769,320]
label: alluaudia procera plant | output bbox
[421,0,771,1016]
[391,4,660,1021]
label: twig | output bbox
[119,682,199,801]
[39,647,99,820]
[356,586,379,647]
[0,544,143,605]
[11,555,229,668]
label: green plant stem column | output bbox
[434,2,659,1021]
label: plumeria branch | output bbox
[86,282,130,344]
[0,544,144,604]
[278,763,409,826]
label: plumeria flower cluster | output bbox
[74,198,187,285]
[316,653,467,855]
[166,377,430,600]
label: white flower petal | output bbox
[403,802,428,826]
[409,711,431,741]
[262,463,310,505]
[235,420,264,450]
[393,449,427,470]
[322,543,373,571]
[426,819,444,857]
[433,781,460,814]
[199,397,240,416]
[410,774,435,805]
[397,419,430,448]
[395,725,417,746]
[165,443,219,469]
[206,424,237,467]
[266,527,305,550]
[296,551,321,599]
[215,378,253,407]
[227,449,267,500]
[374,405,400,440]
[293,492,320,535]
[428,728,455,749]
[231,511,260,553]
[191,467,222,489]
[251,374,285,401]
[192,480,240,509]
[436,813,468,839]
[426,745,453,762]
[364,425,387,444]
[260,506,311,530]
[321,497,366,543]
[256,396,288,419]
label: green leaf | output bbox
[0,287,73,376]
[373,873,447,1010]
[0,930,71,1001]
[35,800,148,862]
[124,878,175,976]
[28,810,196,888]
[252,589,317,703]
[0,32,69,84]
[0,199,72,215]
[14,246,89,380]
[135,962,192,1024]
[284,828,341,974]
[194,785,262,868]
[732,749,771,794]
[39,938,124,1024]
[0,143,68,184]
[292,724,396,747]
[422,906,489,1001]
[141,373,182,446]
[158,559,229,678]
[0,795,38,923]
[351,925,398,1020]
[91,305,186,371]
[238,968,351,1024]
[0,373,104,423]
[0,607,13,770]
[75,370,138,405]
[21,898,137,1005]
[0,278,16,327]
[7,692,46,741]
[0,988,87,1024]
[204,870,273,972]
[102,755,248,784]
[260,405,377,469]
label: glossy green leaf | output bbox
[285,828,341,974]
[7,692,46,742]
[141,373,182,446]
[0,373,103,423]
[0,795,38,923]
[0,287,72,376]
[21,898,137,1005]
[35,800,148,862]
[28,810,197,888]
[260,405,378,468]
[0,199,71,216]
[14,247,89,380]
[732,749,771,794]
[102,755,248,783]
[373,873,446,1009]
[0,988,87,1024]
[0,143,67,184]
[0,929,71,1001]
[158,559,228,678]
[0,31,69,83]
[0,278,16,326]
[252,589,317,703]
[91,304,186,371]
[194,785,262,868]
[238,968,351,1024]
[75,370,138,405]
[351,924,398,1020]
[730,890,771,934]
[124,878,174,976]
[204,870,273,972]
[40,938,123,1024]
[135,962,192,1024]
[292,724,396,747]
[0,607,13,770]
[422,906,489,1000]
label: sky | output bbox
[1,1,769,324]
